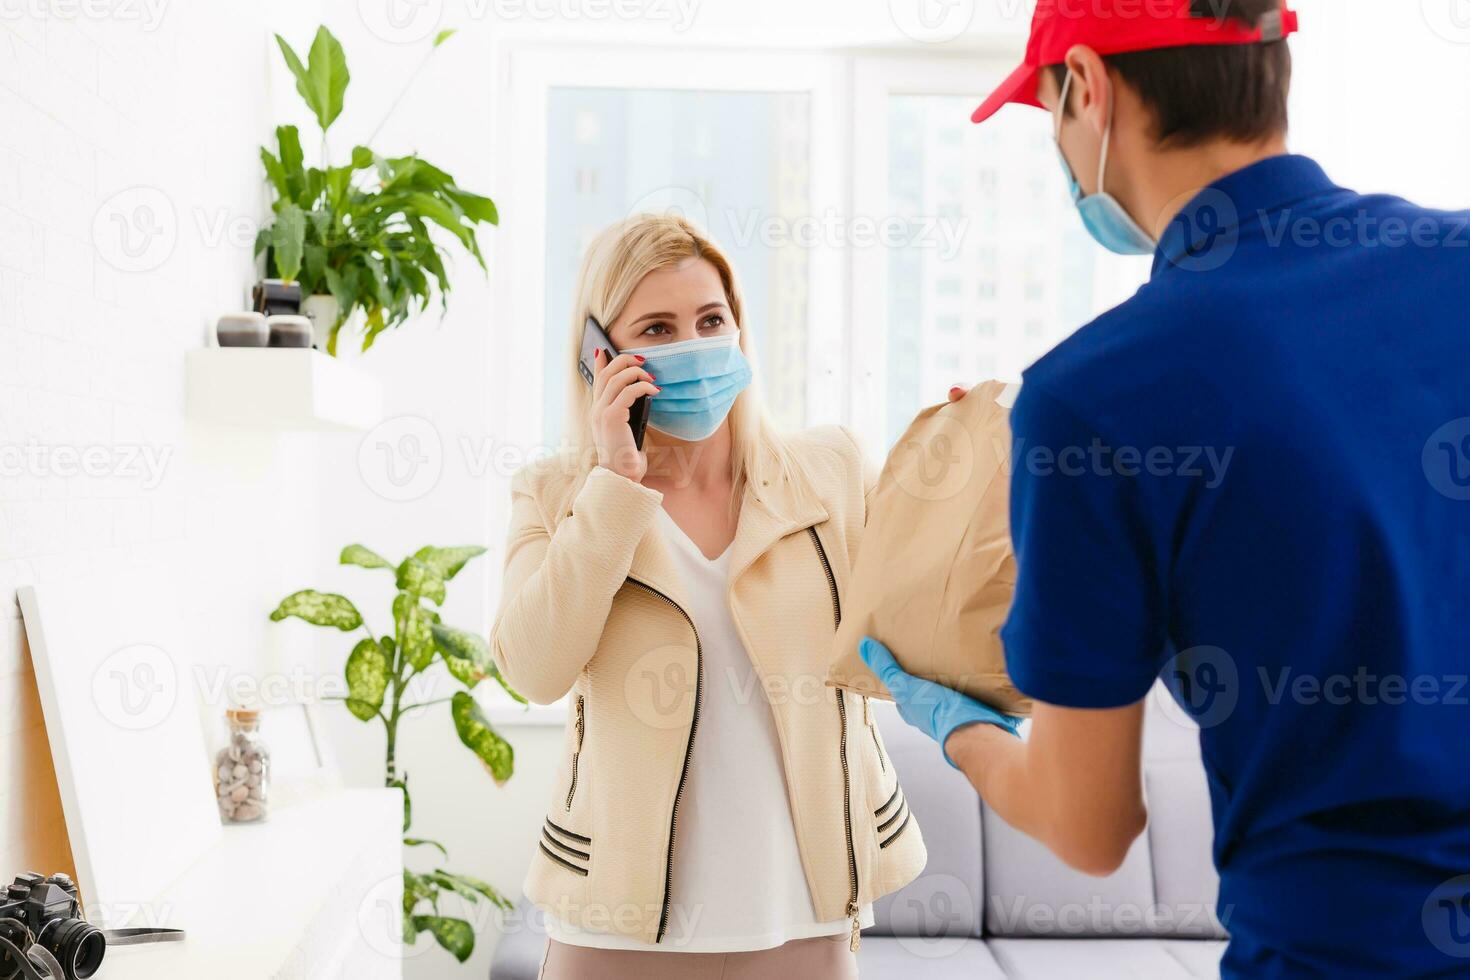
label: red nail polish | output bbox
[634,355,645,363]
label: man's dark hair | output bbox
[1051,0,1292,148]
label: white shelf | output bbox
[186,348,383,432]
[98,788,403,980]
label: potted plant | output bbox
[270,543,522,963]
[258,27,498,354]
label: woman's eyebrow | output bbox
[626,310,676,326]
[627,301,727,326]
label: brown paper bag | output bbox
[828,380,1032,717]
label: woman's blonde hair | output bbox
[561,213,810,516]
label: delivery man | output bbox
[862,0,1470,975]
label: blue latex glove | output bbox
[860,636,1022,769]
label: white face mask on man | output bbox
[1053,69,1158,256]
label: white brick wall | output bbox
[0,2,326,883]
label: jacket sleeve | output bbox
[490,465,664,704]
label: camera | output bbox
[0,873,105,980]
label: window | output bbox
[845,57,1153,456]
[859,76,1126,448]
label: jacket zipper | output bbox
[565,694,585,811]
[807,527,861,952]
[864,696,886,772]
[628,578,703,945]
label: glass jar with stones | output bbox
[214,708,270,823]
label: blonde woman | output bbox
[490,214,926,979]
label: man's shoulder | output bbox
[1020,278,1260,445]
[1023,286,1185,410]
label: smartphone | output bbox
[578,315,650,450]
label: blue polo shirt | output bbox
[1001,155,1470,977]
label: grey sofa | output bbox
[492,686,1227,978]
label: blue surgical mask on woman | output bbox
[1053,69,1157,256]
[632,330,753,441]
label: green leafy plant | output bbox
[258,26,498,354]
[270,543,523,963]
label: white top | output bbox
[546,506,874,952]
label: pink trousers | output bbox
[536,933,859,980]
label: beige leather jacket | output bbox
[490,426,926,948]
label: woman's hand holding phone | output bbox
[591,348,660,482]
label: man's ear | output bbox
[1062,45,1112,139]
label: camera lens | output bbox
[41,918,105,980]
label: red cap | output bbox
[972,0,1299,124]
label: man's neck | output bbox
[1131,135,1290,241]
